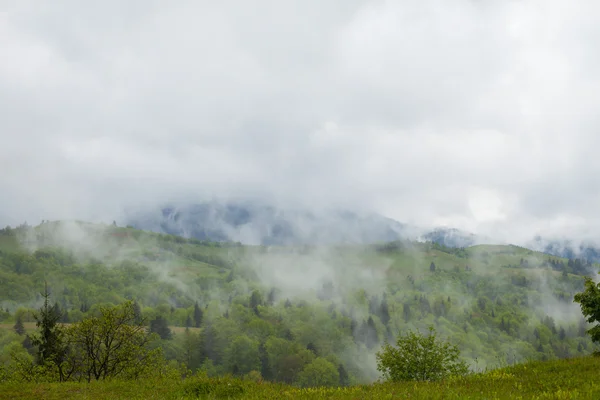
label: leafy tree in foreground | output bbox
[574,277,600,343]
[66,301,163,382]
[376,326,469,382]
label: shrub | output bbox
[376,326,469,382]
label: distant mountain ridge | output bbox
[126,200,600,263]
[126,200,483,248]
[128,200,419,246]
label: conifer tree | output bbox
[13,315,25,336]
[29,282,69,380]
[193,302,203,328]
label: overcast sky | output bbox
[1,0,599,243]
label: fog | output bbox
[2,1,600,246]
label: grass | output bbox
[2,356,600,399]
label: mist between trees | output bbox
[0,221,599,386]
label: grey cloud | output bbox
[2,0,600,244]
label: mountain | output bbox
[527,236,600,264]
[126,200,423,246]
[126,200,600,265]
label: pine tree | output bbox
[29,283,68,379]
[379,298,391,326]
[132,301,142,324]
[403,303,412,322]
[338,363,350,386]
[193,302,203,328]
[13,315,25,335]
[149,315,172,340]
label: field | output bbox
[1,355,599,399]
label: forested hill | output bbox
[1,221,599,385]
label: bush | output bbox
[376,326,469,382]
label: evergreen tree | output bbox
[13,315,25,335]
[267,288,276,306]
[149,316,172,340]
[306,342,318,356]
[249,290,263,315]
[403,303,412,322]
[379,298,391,326]
[29,283,69,380]
[338,363,350,386]
[193,302,203,328]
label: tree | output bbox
[149,316,172,340]
[430,262,436,272]
[403,303,412,322]
[65,301,163,382]
[379,297,391,326]
[193,302,203,328]
[225,335,260,376]
[132,301,142,324]
[574,277,600,343]
[249,290,263,315]
[29,283,69,380]
[338,363,350,386]
[296,358,340,387]
[13,315,25,336]
[376,326,469,382]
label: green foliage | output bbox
[64,301,164,382]
[13,316,25,336]
[574,277,600,343]
[2,222,600,388]
[149,315,173,340]
[28,284,70,381]
[296,358,339,387]
[376,326,469,382]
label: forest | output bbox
[0,220,599,389]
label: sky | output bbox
[1,0,600,243]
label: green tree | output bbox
[13,315,25,336]
[29,283,69,380]
[249,290,263,315]
[296,358,339,387]
[193,302,203,328]
[225,335,260,376]
[65,301,163,382]
[132,301,142,324]
[149,316,172,340]
[574,277,600,343]
[376,326,469,382]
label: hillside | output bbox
[1,221,599,386]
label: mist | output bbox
[2,0,600,245]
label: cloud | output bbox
[1,0,600,243]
